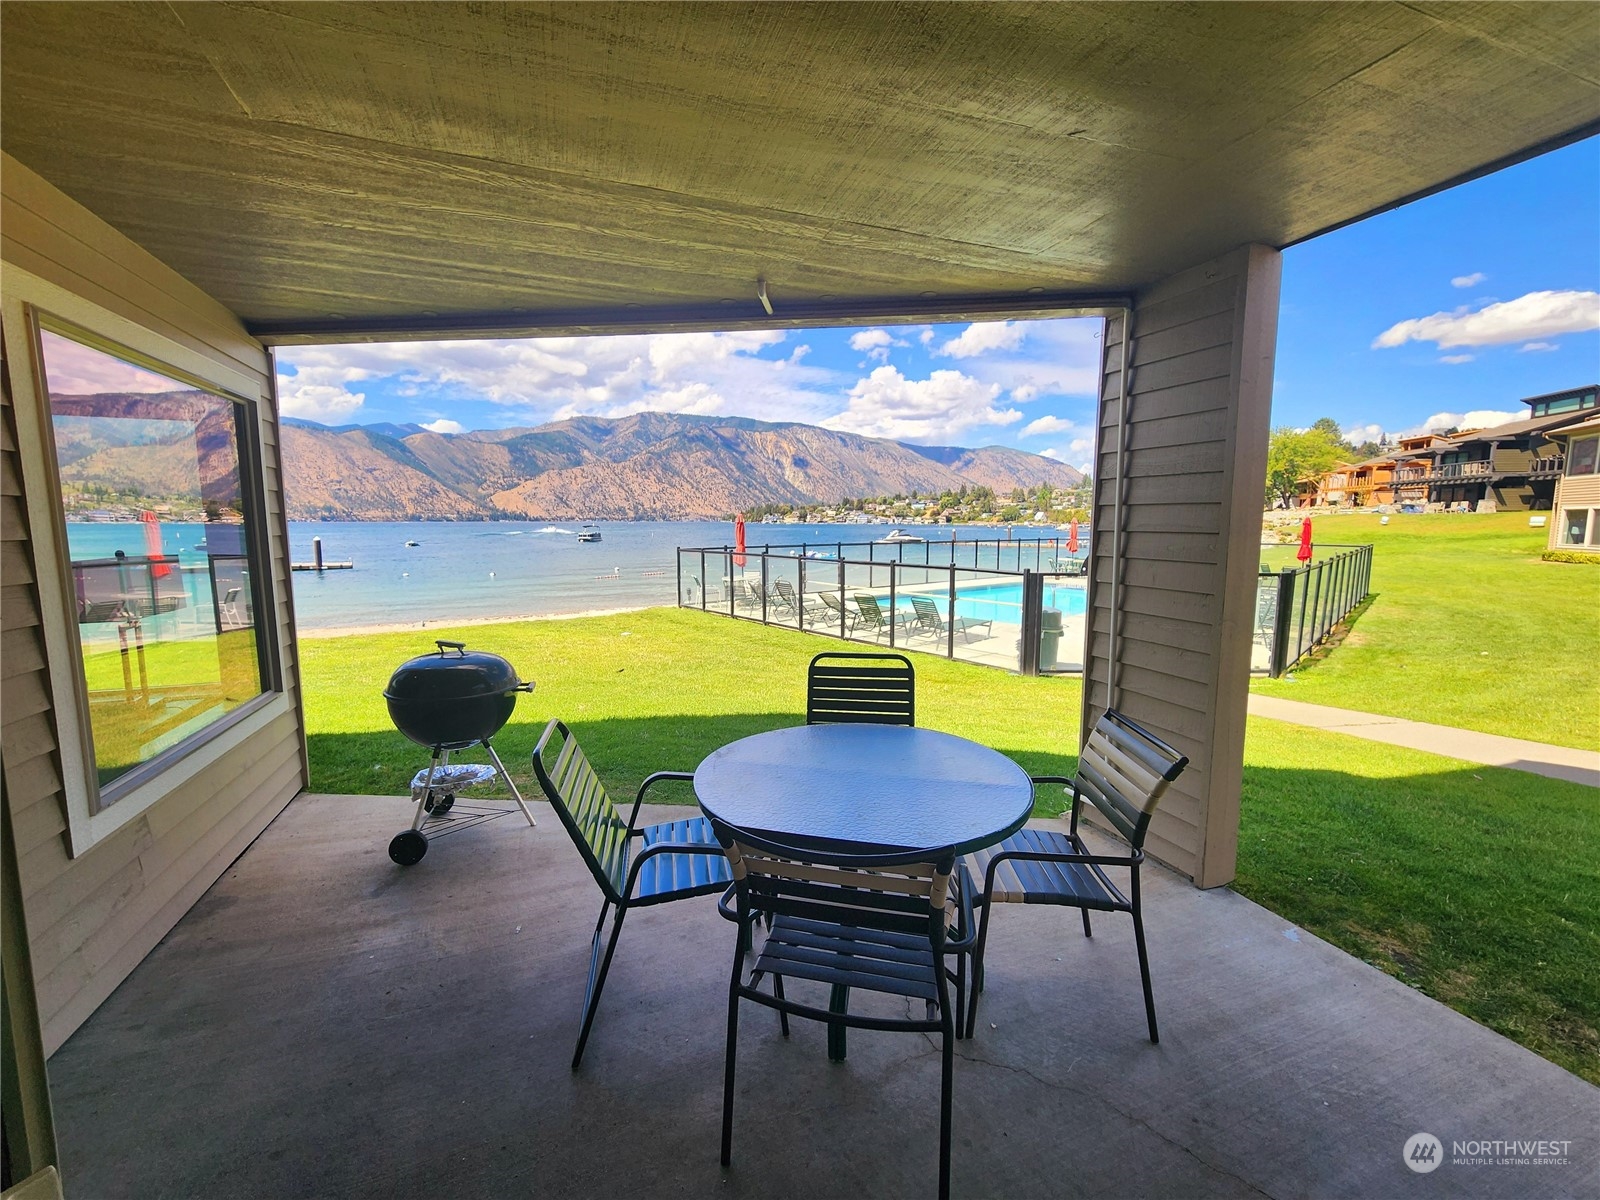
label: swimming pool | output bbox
[898,581,1087,624]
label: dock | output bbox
[292,536,351,571]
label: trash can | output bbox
[1039,608,1063,672]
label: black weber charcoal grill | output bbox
[383,640,536,865]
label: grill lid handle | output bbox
[435,639,467,656]
[514,681,535,693]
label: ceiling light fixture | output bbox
[757,279,773,316]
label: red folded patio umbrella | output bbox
[733,513,746,567]
[1296,516,1313,564]
[141,510,172,577]
[1067,518,1080,555]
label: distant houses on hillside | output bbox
[1294,384,1599,514]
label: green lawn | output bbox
[301,604,1598,1083]
[1252,512,1600,750]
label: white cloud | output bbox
[1439,354,1475,364]
[37,331,183,394]
[1417,409,1523,435]
[848,328,909,363]
[421,419,463,434]
[1519,342,1559,353]
[821,366,1020,443]
[1020,414,1077,438]
[919,328,936,346]
[1011,384,1038,403]
[1040,447,1062,459]
[1451,273,1487,289]
[938,321,1026,359]
[279,383,366,422]
[279,329,844,429]
[1343,423,1386,446]
[1373,289,1600,349]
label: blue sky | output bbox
[274,136,1598,469]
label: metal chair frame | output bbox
[530,718,731,1068]
[709,818,972,1200]
[964,709,1188,1043]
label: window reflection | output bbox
[38,326,268,795]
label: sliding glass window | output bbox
[36,322,273,803]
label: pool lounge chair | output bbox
[819,591,855,632]
[851,592,899,640]
[908,594,992,644]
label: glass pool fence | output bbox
[676,535,1088,675]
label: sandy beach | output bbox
[296,604,661,640]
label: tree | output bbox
[1310,417,1351,451]
[1265,424,1346,507]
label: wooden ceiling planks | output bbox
[2,2,1596,339]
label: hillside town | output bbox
[743,480,1095,527]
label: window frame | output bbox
[1567,435,1597,478]
[10,301,286,853]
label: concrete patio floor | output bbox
[45,793,1597,1199]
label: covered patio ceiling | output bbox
[2,2,1597,343]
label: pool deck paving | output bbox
[1247,695,1600,789]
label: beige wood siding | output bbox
[0,156,306,1054]
[1082,246,1280,887]
[1548,473,1600,551]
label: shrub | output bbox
[1541,549,1600,565]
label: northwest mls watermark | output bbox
[1404,1132,1574,1173]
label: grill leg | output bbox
[483,740,537,827]
[410,752,443,832]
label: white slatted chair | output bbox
[963,709,1188,1042]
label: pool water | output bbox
[898,581,1086,624]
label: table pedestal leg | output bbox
[827,983,849,1061]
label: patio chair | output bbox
[963,708,1188,1043]
[731,578,762,612]
[768,578,800,619]
[850,592,898,639]
[774,578,818,623]
[806,651,914,726]
[819,590,855,631]
[530,719,732,1068]
[907,594,992,644]
[708,817,972,1200]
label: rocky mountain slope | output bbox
[280,411,1083,520]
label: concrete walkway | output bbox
[1248,695,1600,788]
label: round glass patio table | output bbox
[695,723,1033,1062]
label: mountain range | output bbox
[278,411,1084,521]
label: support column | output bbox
[1082,245,1280,888]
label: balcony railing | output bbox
[1396,460,1492,483]
[1526,455,1566,477]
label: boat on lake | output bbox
[577,525,602,543]
[876,529,924,544]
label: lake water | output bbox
[65,520,1084,633]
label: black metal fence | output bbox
[676,536,1086,675]
[1254,544,1374,677]
[680,534,1373,680]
